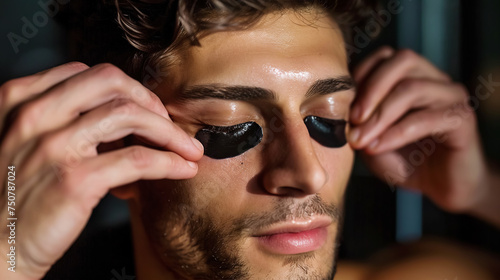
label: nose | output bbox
[261,117,328,197]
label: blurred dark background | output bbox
[1,0,499,277]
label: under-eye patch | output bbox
[304,116,347,148]
[195,122,263,159]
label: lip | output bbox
[252,216,331,255]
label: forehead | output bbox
[169,9,348,90]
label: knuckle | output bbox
[131,85,155,104]
[94,63,127,87]
[127,146,153,169]
[0,79,27,106]
[64,61,89,71]
[146,90,163,110]
[12,102,42,137]
[110,98,140,117]
[130,84,162,113]
[397,48,419,63]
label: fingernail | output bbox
[348,127,360,143]
[351,106,361,122]
[187,161,197,169]
[368,138,379,151]
[191,137,204,152]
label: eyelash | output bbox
[199,123,249,133]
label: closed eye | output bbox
[304,116,347,148]
[195,122,263,159]
[195,115,346,160]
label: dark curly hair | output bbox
[59,0,379,84]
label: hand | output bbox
[348,47,489,215]
[0,62,204,279]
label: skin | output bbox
[0,6,498,280]
[336,239,498,280]
[133,10,354,280]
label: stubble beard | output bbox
[140,183,343,280]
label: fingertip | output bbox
[180,160,199,179]
[348,126,360,144]
[191,137,204,154]
[367,138,380,152]
[178,137,204,162]
[186,160,198,170]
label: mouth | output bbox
[252,216,331,255]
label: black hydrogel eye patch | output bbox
[304,116,347,148]
[195,122,263,159]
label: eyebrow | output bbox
[180,75,354,102]
[180,84,276,101]
[305,76,355,98]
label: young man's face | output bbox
[133,9,355,280]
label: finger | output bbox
[2,63,172,153]
[349,79,467,149]
[363,107,472,155]
[0,62,89,132]
[6,145,199,274]
[351,49,452,124]
[0,62,89,110]
[64,98,202,159]
[56,146,198,202]
[352,46,394,83]
[360,151,417,189]
[18,99,203,177]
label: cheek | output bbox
[184,155,258,218]
[177,142,353,219]
[316,144,354,200]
